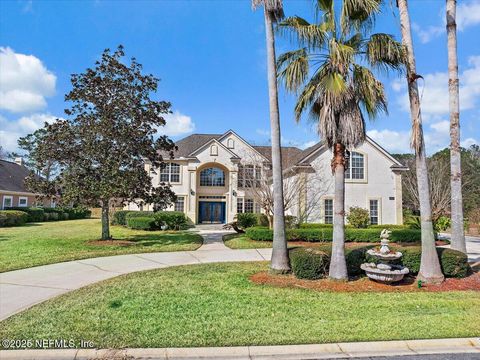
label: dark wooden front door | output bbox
[198,201,226,224]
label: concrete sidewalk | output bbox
[1,338,479,359]
[0,229,272,321]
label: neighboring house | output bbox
[0,158,54,209]
[126,130,407,225]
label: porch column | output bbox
[187,166,197,223]
[228,168,238,223]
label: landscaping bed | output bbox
[0,262,478,348]
[0,219,203,272]
[251,270,480,293]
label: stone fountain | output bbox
[360,229,409,283]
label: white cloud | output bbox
[412,1,480,43]
[0,47,56,113]
[367,129,411,153]
[300,140,317,150]
[0,113,59,152]
[392,55,480,118]
[156,111,195,137]
[461,137,478,148]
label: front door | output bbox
[198,201,226,224]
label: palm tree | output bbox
[277,0,404,280]
[396,0,444,283]
[446,0,466,253]
[252,0,290,273]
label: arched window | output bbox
[210,144,218,156]
[345,151,364,180]
[227,138,235,149]
[200,167,225,186]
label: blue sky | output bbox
[1,0,479,155]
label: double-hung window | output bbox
[369,199,379,225]
[174,196,185,212]
[160,163,180,183]
[345,152,364,180]
[324,199,333,224]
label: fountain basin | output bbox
[361,263,409,283]
[366,249,403,261]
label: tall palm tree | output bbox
[252,0,290,273]
[397,0,444,283]
[277,0,404,280]
[446,0,466,253]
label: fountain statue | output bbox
[360,229,409,283]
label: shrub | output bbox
[55,207,91,220]
[434,216,451,232]
[314,244,375,276]
[405,215,421,229]
[256,213,270,227]
[43,212,51,221]
[289,247,329,280]
[237,213,258,229]
[285,215,298,229]
[112,210,134,225]
[6,207,44,222]
[368,224,409,230]
[0,210,29,227]
[126,216,156,230]
[401,247,470,278]
[245,227,422,243]
[154,211,187,230]
[49,212,59,221]
[347,206,370,228]
[299,223,333,229]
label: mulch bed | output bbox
[250,271,480,293]
[87,240,135,247]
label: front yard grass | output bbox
[0,262,478,348]
[0,219,203,272]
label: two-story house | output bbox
[126,130,407,225]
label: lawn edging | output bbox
[1,337,479,359]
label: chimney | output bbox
[15,157,24,166]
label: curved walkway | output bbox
[0,229,272,321]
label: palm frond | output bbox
[328,39,355,72]
[278,16,328,49]
[277,48,309,93]
[365,33,405,72]
[352,64,387,119]
[340,0,381,35]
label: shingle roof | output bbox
[253,146,304,168]
[159,134,223,159]
[0,160,32,193]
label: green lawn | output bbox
[0,219,203,272]
[1,262,478,348]
[223,233,273,249]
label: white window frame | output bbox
[2,195,13,209]
[227,138,235,149]
[323,198,334,224]
[237,198,244,214]
[210,144,218,156]
[174,196,185,212]
[345,151,367,183]
[18,197,28,207]
[237,164,262,188]
[160,163,181,184]
[368,198,381,225]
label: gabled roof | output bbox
[253,146,304,169]
[188,138,240,159]
[0,160,32,193]
[160,133,223,159]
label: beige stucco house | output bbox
[126,130,407,225]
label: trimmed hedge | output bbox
[6,207,44,222]
[126,216,156,231]
[0,210,29,227]
[299,223,333,229]
[288,244,469,280]
[112,210,132,225]
[245,227,422,243]
[154,211,188,230]
[401,247,469,278]
[289,247,330,280]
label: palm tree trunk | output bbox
[397,0,444,284]
[264,8,290,273]
[101,199,111,240]
[329,143,348,280]
[446,0,466,253]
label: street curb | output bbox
[1,337,479,359]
